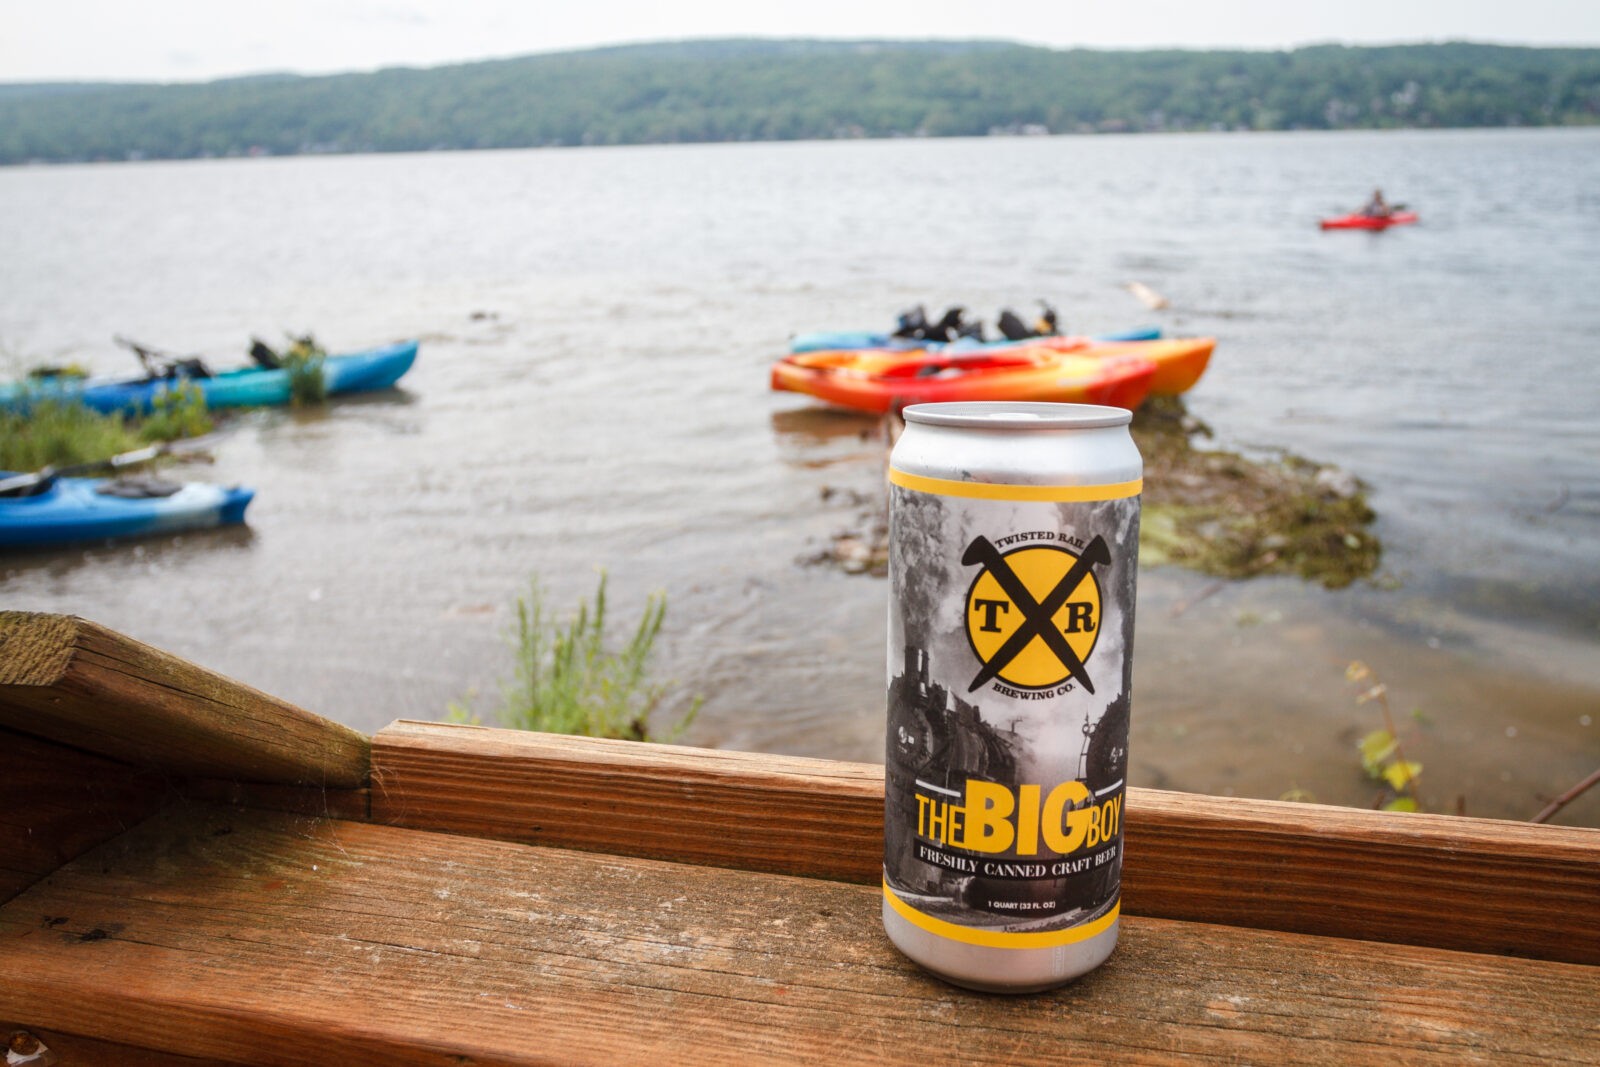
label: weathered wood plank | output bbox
[372,721,884,878]
[0,726,166,906]
[0,612,369,788]
[182,778,370,822]
[371,721,1600,965]
[1123,788,1600,964]
[1,805,1595,1066]
[1,1024,248,1066]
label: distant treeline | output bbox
[3,39,1598,165]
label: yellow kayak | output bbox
[1025,336,1215,395]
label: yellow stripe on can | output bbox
[889,469,1142,502]
[883,882,1121,949]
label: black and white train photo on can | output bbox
[883,402,1142,993]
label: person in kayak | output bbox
[1361,188,1391,218]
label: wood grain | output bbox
[372,721,884,879]
[0,612,369,788]
[1122,788,1600,964]
[0,726,166,905]
[1,805,1595,1066]
[371,721,1600,964]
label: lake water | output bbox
[2,128,1597,825]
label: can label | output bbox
[884,469,1140,948]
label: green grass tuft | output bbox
[139,381,213,443]
[0,399,142,471]
[1,384,213,473]
[452,572,701,742]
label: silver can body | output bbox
[883,402,1142,993]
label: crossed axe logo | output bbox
[962,533,1110,694]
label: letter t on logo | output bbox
[973,599,1011,633]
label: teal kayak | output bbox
[0,473,254,549]
[1,339,419,414]
[788,326,1160,354]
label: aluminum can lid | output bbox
[902,402,1132,430]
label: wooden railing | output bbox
[2,611,1597,1065]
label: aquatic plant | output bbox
[1133,397,1381,588]
[452,572,701,743]
[280,335,328,406]
[814,398,1384,588]
[1347,660,1425,812]
[138,381,213,443]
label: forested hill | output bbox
[3,38,1598,165]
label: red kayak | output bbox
[1320,211,1419,231]
[770,347,1158,415]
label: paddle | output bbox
[0,432,230,496]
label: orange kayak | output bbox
[1024,336,1216,395]
[770,347,1158,414]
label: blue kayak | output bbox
[788,326,1161,354]
[1,340,419,414]
[0,473,254,549]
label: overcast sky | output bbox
[6,0,1599,84]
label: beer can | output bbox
[883,401,1142,993]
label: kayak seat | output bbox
[891,305,929,339]
[998,309,1033,341]
[165,357,213,380]
[95,475,184,499]
[883,353,1040,380]
[249,339,283,369]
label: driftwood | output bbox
[1534,766,1600,824]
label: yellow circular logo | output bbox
[964,542,1103,691]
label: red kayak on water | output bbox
[1320,211,1419,231]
